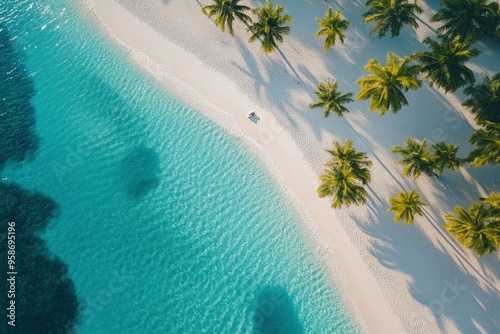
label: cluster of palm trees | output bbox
[201,0,355,53]
[201,0,291,52]
[388,132,499,256]
[310,1,499,255]
[429,1,500,256]
[201,0,500,255]
[361,0,499,41]
[308,0,496,117]
[392,139,463,179]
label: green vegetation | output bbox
[356,52,421,115]
[392,138,436,179]
[480,192,500,209]
[463,73,500,124]
[412,35,480,93]
[431,142,464,174]
[388,190,428,224]
[198,0,500,255]
[325,140,373,175]
[318,165,369,208]
[315,8,350,52]
[431,0,500,41]
[362,0,423,38]
[309,80,353,117]
[445,202,500,256]
[201,0,252,36]
[466,121,500,166]
[392,139,464,178]
[248,0,292,53]
[318,140,372,208]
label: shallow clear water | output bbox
[1,1,357,333]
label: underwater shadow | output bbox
[0,24,81,333]
[120,145,161,200]
[252,285,304,334]
[0,23,39,170]
[0,183,80,333]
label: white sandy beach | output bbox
[86,0,500,333]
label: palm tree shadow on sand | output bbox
[232,34,299,128]
[252,285,304,334]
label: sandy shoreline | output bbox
[86,0,500,333]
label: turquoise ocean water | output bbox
[0,1,358,333]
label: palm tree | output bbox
[388,189,428,224]
[431,142,464,174]
[362,0,423,38]
[201,0,252,36]
[309,80,353,117]
[356,52,421,115]
[392,138,437,179]
[431,0,499,42]
[318,140,372,208]
[315,8,350,52]
[466,121,500,166]
[324,140,372,181]
[412,35,480,93]
[463,73,500,124]
[445,202,500,256]
[317,164,369,208]
[248,0,292,53]
[480,192,500,220]
[480,192,500,210]
[485,3,500,37]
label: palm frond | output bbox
[248,0,292,53]
[315,8,350,52]
[309,80,353,117]
[413,35,480,93]
[356,52,421,115]
[363,0,423,38]
[466,121,500,166]
[463,73,500,123]
[388,189,427,224]
[201,0,252,36]
[445,202,500,256]
[431,0,499,41]
[392,138,436,179]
